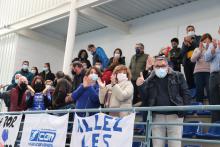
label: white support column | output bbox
[62,0,77,74]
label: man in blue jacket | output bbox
[87,44,109,70]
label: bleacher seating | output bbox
[196,121,220,139]
[182,121,202,138]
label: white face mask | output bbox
[15,79,19,84]
[187,31,195,37]
[155,68,168,79]
[117,73,128,82]
[31,70,36,74]
[114,53,120,58]
[203,42,207,49]
[22,65,29,70]
[95,65,101,70]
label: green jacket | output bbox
[129,53,148,81]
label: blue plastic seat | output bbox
[196,121,220,139]
[182,121,202,138]
[134,124,145,135]
[132,142,143,147]
[196,110,211,115]
[184,145,200,147]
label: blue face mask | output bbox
[155,68,168,78]
[89,73,98,81]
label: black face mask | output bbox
[71,70,76,75]
[20,83,27,91]
[35,83,43,92]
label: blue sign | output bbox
[29,130,56,143]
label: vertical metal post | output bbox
[145,110,152,147]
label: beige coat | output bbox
[99,80,134,117]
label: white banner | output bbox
[0,115,22,146]
[20,113,69,147]
[70,113,135,147]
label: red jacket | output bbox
[9,87,27,111]
[101,69,113,85]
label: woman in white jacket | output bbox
[98,65,134,117]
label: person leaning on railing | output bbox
[26,76,51,111]
[136,56,191,147]
[65,66,101,117]
[98,65,134,117]
[0,76,28,112]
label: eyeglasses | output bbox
[154,65,167,69]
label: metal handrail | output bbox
[2,105,220,147]
[1,105,220,115]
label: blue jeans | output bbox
[194,72,210,102]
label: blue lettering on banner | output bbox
[103,134,111,147]
[29,130,56,143]
[94,115,101,130]
[77,114,123,133]
[77,114,124,146]
[82,136,88,147]
[113,118,122,132]
[103,115,112,131]
[92,134,99,147]
[82,119,92,132]
[78,119,83,133]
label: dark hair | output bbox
[88,44,95,49]
[31,76,45,90]
[186,25,195,31]
[22,61,29,65]
[56,71,65,79]
[200,33,212,42]
[53,78,72,108]
[171,38,179,44]
[136,43,144,49]
[108,61,120,71]
[64,75,72,83]
[85,66,102,77]
[44,63,51,72]
[72,61,83,68]
[95,59,102,64]
[78,49,88,59]
[154,56,168,64]
[114,48,122,56]
[32,67,39,75]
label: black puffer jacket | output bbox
[139,68,191,107]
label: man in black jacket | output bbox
[181,25,201,90]
[71,61,86,91]
[137,56,191,147]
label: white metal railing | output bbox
[1,105,220,147]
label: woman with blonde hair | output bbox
[98,65,134,117]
